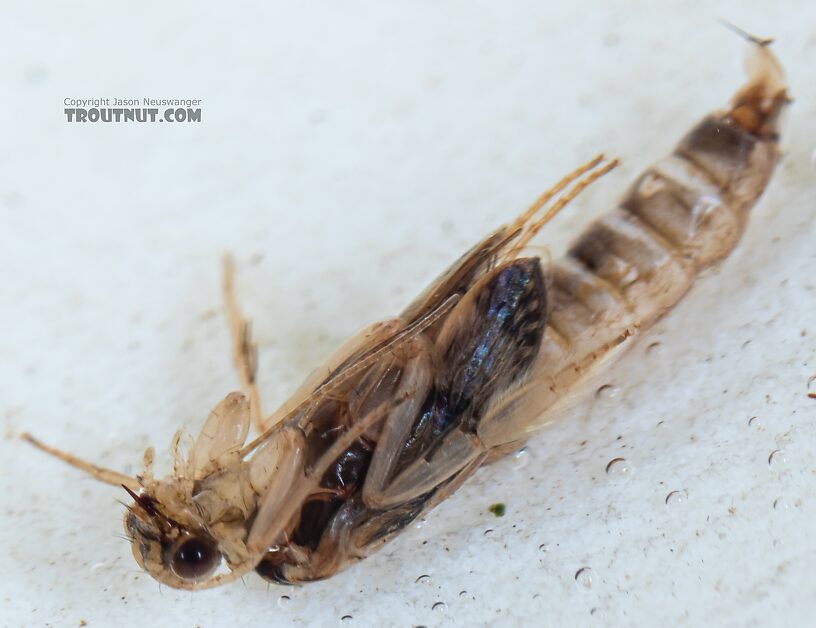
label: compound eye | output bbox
[169,536,221,581]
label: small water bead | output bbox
[590,607,609,620]
[340,615,353,623]
[646,341,663,355]
[773,496,801,513]
[538,543,550,553]
[595,384,621,400]
[415,574,431,584]
[748,415,764,428]
[277,595,291,609]
[459,590,468,598]
[665,490,688,506]
[432,602,447,612]
[768,449,788,467]
[605,457,631,478]
[807,375,816,398]
[574,567,594,589]
[513,446,529,470]
[483,528,494,537]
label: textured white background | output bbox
[1,2,815,627]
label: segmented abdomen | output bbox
[510,113,781,439]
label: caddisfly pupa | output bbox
[24,36,789,589]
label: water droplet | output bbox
[432,602,447,612]
[340,615,353,623]
[414,517,428,530]
[513,446,529,469]
[483,528,494,536]
[768,449,788,467]
[665,490,688,506]
[415,574,431,584]
[590,607,609,620]
[277,595,291,609]
[575,567,593,589]
[748,415,763,428]
[538,543,550,552]
[646,342,662,355]
[773,496,801,514]
[459,590,468,597]
[605,457,631,478]
[595,384,620,400]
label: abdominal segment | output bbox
[517,105,783,437]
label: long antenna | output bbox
[718,20,773,46]
[22,432,142,490]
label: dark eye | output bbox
[169,536,220,580]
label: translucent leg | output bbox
[222,255,264,433]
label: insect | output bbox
[24,35,788,589]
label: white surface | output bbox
[1,2,815,627]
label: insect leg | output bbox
[403,157,617,322]
[510,153,605,231]
[246,338,432,555]
[358,344,434,509]
[419,451,487,511]
[222,254,263,432]
[363,428,486,509]
[359,403,419,509]
[507,157,619,257]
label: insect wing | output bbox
[187,392,250,478]
[260,319,402,431]
[400,227,515,324]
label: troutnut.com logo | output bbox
[64,98,202,123]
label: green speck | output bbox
[488,503,506,517]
